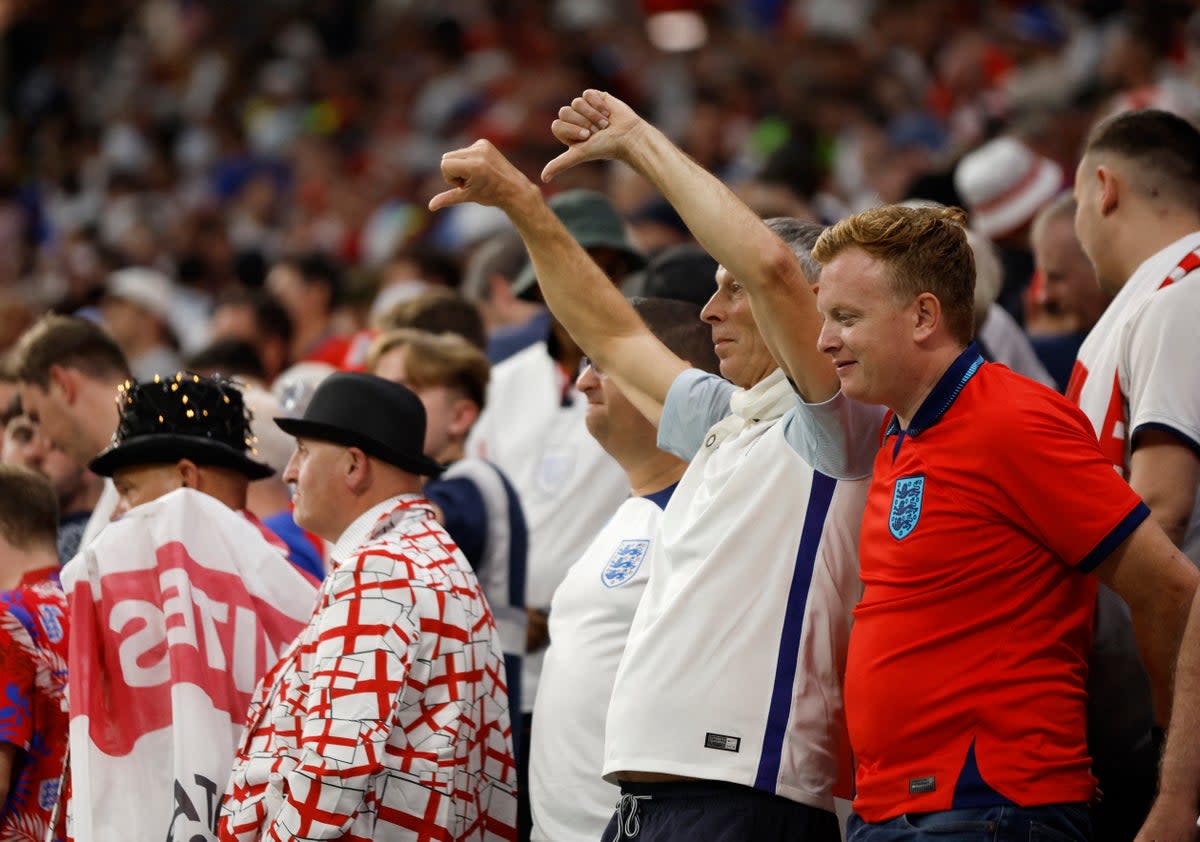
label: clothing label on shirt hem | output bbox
[908,776,936,794]
[704,733,741,752]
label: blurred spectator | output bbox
[266,252,349,366]
[631,242,719,309]
[967,228,1056,390]
[208,288,293,384]
[242,384,327,580]
[377,287,487,351]
[626,196,693,256]
[2,400,103,562]
[462,229,550,363]
[1028,195,1110,391]
[367,243,464,323]
[185,339,268,386]
[954,135,1065,325]
[366,327,528,722]
[100,267,184,382]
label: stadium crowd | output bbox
[1,1,1200,841]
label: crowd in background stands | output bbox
[0,0,1193,364]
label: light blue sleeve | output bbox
[781,390,886,480]
[657,368,738,461]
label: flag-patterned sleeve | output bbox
[263,553,419,840]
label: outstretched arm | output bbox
[430,141,687,427]
[544,90,838,402]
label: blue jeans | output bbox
[847,803,1091,842]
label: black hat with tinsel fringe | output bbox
[89,372,274,480]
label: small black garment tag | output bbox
[704,733,741,753]
[908,776,936,795]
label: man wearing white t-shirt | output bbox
[531,298,719,842]
[1071,109,1200,557]
[1071,109,1200,842]
[432,95,871,840]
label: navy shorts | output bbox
[599,779,841,842]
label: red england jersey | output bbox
[847,346,1149,822]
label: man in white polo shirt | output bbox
[431,105,871,839]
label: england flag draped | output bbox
[61,489,317,841]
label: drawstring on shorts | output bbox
[614,792,651,840]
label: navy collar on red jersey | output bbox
[886,342,985,438]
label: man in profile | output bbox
[220,372,517,841]
[9,315,134,547]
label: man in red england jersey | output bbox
[794,204,1199,842]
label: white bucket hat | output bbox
[954,137,1063,239]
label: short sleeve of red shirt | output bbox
[987,382,1149,572]
[0,618,35,750]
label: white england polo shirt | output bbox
[466,341,630,711]
[530,484,674,842]
[602,368,870,810]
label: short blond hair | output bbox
[813,205,976,345]
[365,328,490,410]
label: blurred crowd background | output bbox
[0,0,1194,378]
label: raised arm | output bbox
[544,89,838,402]
[430,141,687,427]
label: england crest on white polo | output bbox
[601,540,649,588]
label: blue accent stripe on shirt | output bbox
[754,471,838,792]
[643,482,679,511]
[952,738,1017,808]
[1077,502,1151,573]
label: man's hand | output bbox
[542,89,649,183]
[429,140,540,214]
[1134,794,1199,842]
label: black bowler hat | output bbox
[90,373,274,480]
[274,372,443,477]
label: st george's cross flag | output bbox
[60,488,317,842]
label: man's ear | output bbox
[1097,165,1120,217]
[47,365,78,404]
[176,459,200,489]
[344,446,371,494]
[447,398,480,441]
[912,292,942,341]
